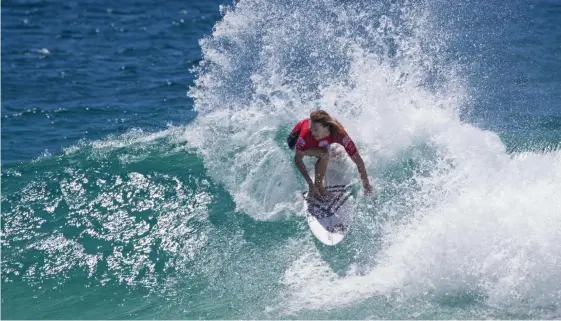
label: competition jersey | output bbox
[291,119,357,156]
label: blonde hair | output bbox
[310,110,345,137]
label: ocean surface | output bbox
[2,0,561,319]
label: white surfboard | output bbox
[303,153,354,246]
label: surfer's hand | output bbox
[316,184,332,200]
[307,184,322,201]
[362,180,377,197]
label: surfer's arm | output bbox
[294,151,314,185]
[350,152,374,194]
[337,133,374,194]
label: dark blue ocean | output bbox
[2,0,560,319]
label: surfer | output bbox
[287,110,375,200]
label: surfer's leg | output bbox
[329,144,346,158]
[314,153,329,188]
[303,147,330,197]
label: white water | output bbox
[185,0,561,317]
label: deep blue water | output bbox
[2,0,561,319]
[2,0,218,163]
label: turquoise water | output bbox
[2,0,561,319]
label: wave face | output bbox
[185,0,561,317]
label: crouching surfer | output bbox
[287,110,376,200]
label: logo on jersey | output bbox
[297,138,306,148]
[319,140,330,147]
[342,135,351,147]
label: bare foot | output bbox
[306,184,321,202]
[316,185,331,200]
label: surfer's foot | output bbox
[316,185,331,200]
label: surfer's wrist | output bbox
[362,178,371,188]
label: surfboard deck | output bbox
[303,184,353,245]
[302,151,354,246]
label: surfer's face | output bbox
[310,121,330,140]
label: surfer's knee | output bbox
[304,146,330,160]
[319,147,330,159]
[329,144,345,158]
